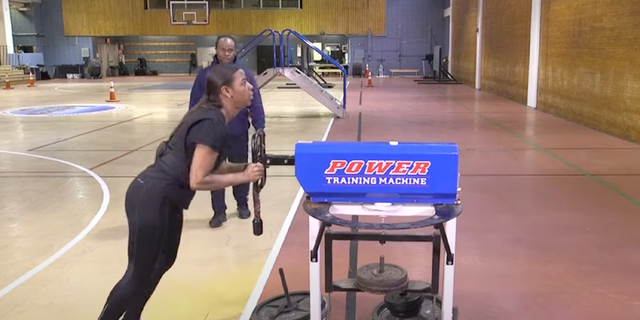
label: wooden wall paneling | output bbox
[451,0,478,85]
[61,0,386,36]
[538,0,640,143]
[480,0,531,104]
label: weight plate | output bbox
[251,291,330,320]
[372,294,442,320]
[355,262,409,294]
[383,292,424,318]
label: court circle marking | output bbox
[0,104,126,117]
[0,150,110,298]
[54,83,157,93]
[54,84,120,93]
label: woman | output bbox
[97,64,264,320]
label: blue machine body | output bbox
[295,141,460,204]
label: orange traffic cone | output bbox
[3,74,13,90]
[366,73,374,88]
[364,64,370,78]
[27,71,37,87]
[106,81,120,102]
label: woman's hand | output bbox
[190,144,260,191]
[244,163,264,183]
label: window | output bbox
[243,0,261,8]
[261,0,280,8]
[224,0,242,9]
[281,0,299,9]
[145,0,301,10]
[147,0,167,9]
[208,0,223,9]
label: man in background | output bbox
[188,35,265,228]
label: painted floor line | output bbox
[239,116,336,320]
[0,150,111,298]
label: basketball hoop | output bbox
[169,0,210,26]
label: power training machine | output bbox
[249,130,461,320]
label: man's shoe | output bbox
[209,212,227,228]
[237,203,251,219]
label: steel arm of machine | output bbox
[265,154,295,166]
[251,128,295,187]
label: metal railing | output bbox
[235,28,347,111]
[236,28,280,70]
[280,28,347,110]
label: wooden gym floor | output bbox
[246,78,640,320]
[0,75,337,320]
[1,74,640,320]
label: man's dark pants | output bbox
[211,131,250,214]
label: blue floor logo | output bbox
[0,104,125,117]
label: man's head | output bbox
[215,35,236,64]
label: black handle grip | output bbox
[252,217,263,236]
[251,129,267,237]
[258,169,267,189]
[252,129,268,189]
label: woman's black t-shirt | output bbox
[184,111,228,172]
[141,107,229,209]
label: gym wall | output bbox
[10,0,93,74]
[452,0,640,144]
[450,0,477,85]
[89,0,448,77]
[100,34,347,75]
[97,35,256,75]
[480,0,531,105]
[348,0,448,76]
[538,0,640,143]
[10,6,42,52]
[60,0,386,36]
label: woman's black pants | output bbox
[97,176,183,320]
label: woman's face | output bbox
[230,69,254,109]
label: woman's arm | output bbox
[215,161,249,174]
[189,144,250,191]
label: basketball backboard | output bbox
[170,1,210,25]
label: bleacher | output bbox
[0,65,31,85]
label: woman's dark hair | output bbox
[167,64,241,138]
[195,63,241,110]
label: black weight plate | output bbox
[356,262,409,294]
[251,291,329,320]
[372,295,442,320]
[383,292,424,318]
